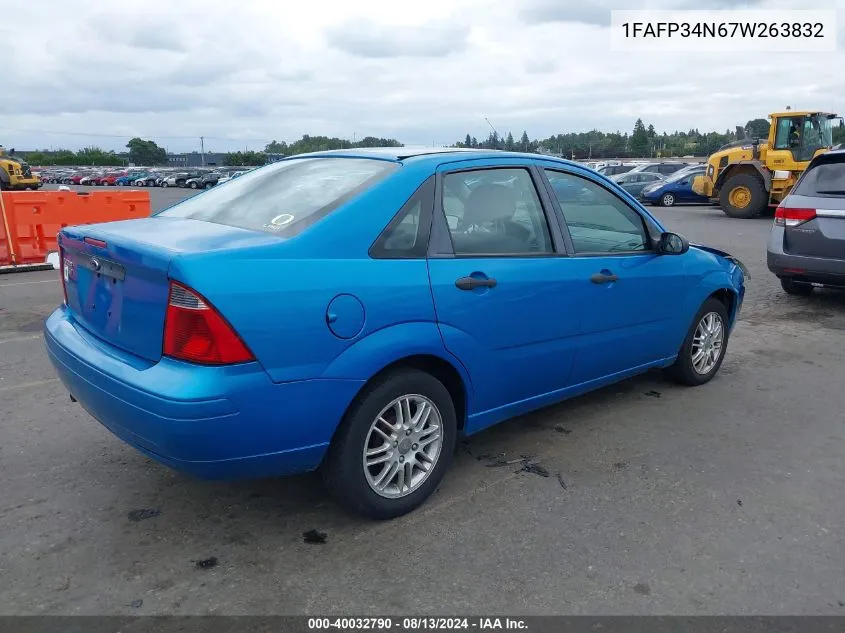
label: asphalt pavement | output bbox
[1,187,844,615]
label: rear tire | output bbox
[719,173,767,219]
[661,193,675,207]
[780,278,814,296]
[322,369,457,520]
[667,297,730,386]
[189,181,198,189]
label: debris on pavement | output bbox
[194,557,218,570]
[633,582,652,595]
[554,425,572,434]
[613,461,628,470]
[643,390,662,398]
[127,508,161,522]
[737,499,743,506]
[517,461,550,478]
[303,529,327,544]
[485,456,528,468]
[129,599,143,609]
[556,473,568,489]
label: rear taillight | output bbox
[163,282,254,365]
[59,249,68,305]
[774,207,816,227]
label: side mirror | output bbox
[657,232,689,255]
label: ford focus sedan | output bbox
[44,148,746,519]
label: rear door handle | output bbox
[590,272,618,284]
[455,276,497,290]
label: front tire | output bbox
[667,297,730,386]
[780,278,814,296]
[322,369,457,520]
[719,173,767,219]
[189,181,198,189]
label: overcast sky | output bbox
[1,0,843,153]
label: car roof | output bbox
[285,146,584,169]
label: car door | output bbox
[426,161,581,429]
[541,168,689,384]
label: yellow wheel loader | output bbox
[0,146,41,191]
[692,110,841,218]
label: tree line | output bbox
[16,121,845,166]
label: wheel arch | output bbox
[715,161,771,194]
[350,354,469,432]
[320,322,474,433]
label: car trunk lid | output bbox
[60,217,283,362]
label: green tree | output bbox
[126,138,166,166]
[744,118,770,140]
[647,124,656,138]
[225,151,266,166]
[520,131,530,151]
[264,140,288,154]
[630,119,650,156]
[463,134,472,148]
[505,132,515,151]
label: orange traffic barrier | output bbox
[0,190,151,268]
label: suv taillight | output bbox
[163,282,254,365]
[774,207,817,227]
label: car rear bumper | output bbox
[44,307,364,480]
[767,227,845,288]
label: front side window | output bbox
[545,170,650,255]
[158,158,397,236]
[774,116,802,151]
[442,168,553,256]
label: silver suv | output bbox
[767,150,845,295]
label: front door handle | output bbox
[590,271,618,284]
[455,276,497,291]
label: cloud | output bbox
[325,19,470,58]
[0,0,841,153]
[519,0,768,26]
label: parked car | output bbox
[195,172,225,189]
[117,172,146,186]
[98,172,127,186]
[641,169,711,206]
[611,171,665,197]
[596,161,643,177]
[161,172,188,187]
[44,148,746,519]
[767,149,845,295]
[629,161,693,176]
[667,163,706,180]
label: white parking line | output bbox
[0,279,59,287]
[0,378,59,393]
[0,334,42,344]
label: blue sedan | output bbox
[44,148,746,519]
[641,167,710,206]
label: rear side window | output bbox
[158,158,397,236]
[793,160,845,196]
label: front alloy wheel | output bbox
[668,297,730,386]
[690,311,724,375]
[363,395,443,499]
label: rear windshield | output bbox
[793,160,845,197]
[157,157,397,235]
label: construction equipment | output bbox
[692,110,841,218]
[0,146,41,191]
